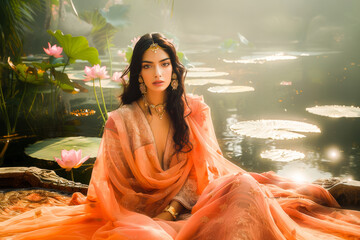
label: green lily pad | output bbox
[25,136,101,160]
[48,30,101,65]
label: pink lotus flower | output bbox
[54,149,90,171]
[131,36,140,47]
[83,64,109,81]
[112,71,128,84]
[43,42,63,58]
[117,49,126,61]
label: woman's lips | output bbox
[153,81,164,86]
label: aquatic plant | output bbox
[84,64,110,123]
[43,43,63,58]
[54,149,90,181]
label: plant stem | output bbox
[62,58,70,73]
[0,140,10,161]
[70,169,74,182]
[98,78,108,119]
[26,86,38,118]
[12,79,28,133]
[93,79,106,123]
[106,31,114,110]
[0,83,11,136]
[106,31,113,76]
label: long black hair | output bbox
[120,33,192,153]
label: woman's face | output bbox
[140,47,172,96]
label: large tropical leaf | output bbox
[47,30,101,65]
[79,10,118,54]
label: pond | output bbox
[183,46,360,183]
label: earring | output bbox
[171,72,178,90]
[138,75,147,94]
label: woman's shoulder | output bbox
[105,102,138,128]
[111,102,137,117]
[185,94,209,113]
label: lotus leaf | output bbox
[25,136,101,160]
[47,30,101,65]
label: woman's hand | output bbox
[154,211,175,221]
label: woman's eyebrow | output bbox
[142,58,170,63]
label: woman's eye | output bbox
[162,62,170,67]
[143,65,151,69]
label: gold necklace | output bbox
[143,95,166,119]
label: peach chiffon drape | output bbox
[1,94,360,239]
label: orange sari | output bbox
[1,94,360,239]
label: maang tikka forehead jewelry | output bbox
[149,42,160,53]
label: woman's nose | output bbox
[154,65,162,77]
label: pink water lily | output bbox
[131,36,140,47]
[54,149,90,171]
[112,71,128,84]
[43,42,63,58]
[84,64,109,81]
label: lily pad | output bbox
[187,71,229,78]
[260,149,305,162]
[230,120,321,140]
[188,67,216,72]
[185,79,233,86]
[207,85,254,93]
[223,54,297,64]
[306,105,360,118]
[84,79,122,89]
[25,136,101,160]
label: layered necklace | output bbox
[143,95,166,119]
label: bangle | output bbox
[164,205,178,220]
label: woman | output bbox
[1,33,360,239]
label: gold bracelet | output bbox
[164,205,178,220]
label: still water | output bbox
[182,45,360,183]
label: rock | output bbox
[313,178,360,210]
[0,167,88,195]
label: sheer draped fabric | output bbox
[0,94,360,239]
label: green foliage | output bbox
[176,52,190,67]
[79,10,118,54]
[0,0,41,61]
[15,64,46,85]
[47,30,101,65]
[51,70,76,93]
[32,62,66,71]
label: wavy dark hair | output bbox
[120,32,192,153]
